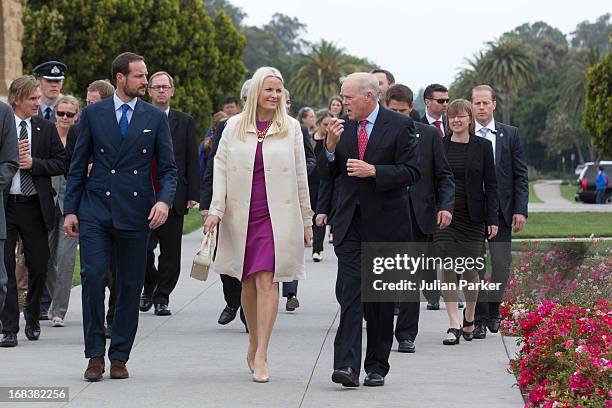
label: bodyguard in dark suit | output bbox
[141,71,199,316]
[0,102,19,335]
[471,85,528,339]
[64,53,177,381]
[320,73,420,387]
[0,76,67,347]
[419,83,449,137]
[385,85,455,353]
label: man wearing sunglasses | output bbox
[420,83,449,138]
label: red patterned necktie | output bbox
[433,120,443,137]
[358,120,368,160]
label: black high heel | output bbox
[462,310,474,341]
[443,327,461,345]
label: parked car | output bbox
[575,161,612,203]
[574,163,586,176]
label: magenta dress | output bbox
[242,121,275,282]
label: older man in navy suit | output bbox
[64,52,177,381]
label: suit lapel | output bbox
[30,117,42,157]
[465,135,478,185]
[494,122,503,165]
[117,99,151,158]
[363,106,388,162]
[169,109,179,140]
[101,99,122,152]
[344,119,358,159]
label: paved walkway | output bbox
[0,232,523,408]
[530,180,612,212]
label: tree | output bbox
[241,26,291,78]
[263,13,308,55]
[449,51,486,100]
[22,0,244,133]
[202,0,246,27]
[583,45,612,157]
[289,40,374,107]
[571,13,612,53]
[479,38,536,124]
[212,11,247,111]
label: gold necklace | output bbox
[256,121,272,142]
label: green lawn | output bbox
[528,182,543,203]
[560,184,578,203]
[72,209,203,286]
[514,212,612,239]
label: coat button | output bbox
[110,169,116,174]
[133,192,138,196]
[100,148,105,153]
[133,170,138,175]
[105,191,111,196]
[142,148,147,154]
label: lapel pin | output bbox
[416,133,420,138]
[36,127,41,131]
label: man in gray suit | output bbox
[0,102,20,329]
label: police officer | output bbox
[33,61,67,123]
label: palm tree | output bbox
[289,40,356,107]
[479,39,536,123]
[449,51,486,99]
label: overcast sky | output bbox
[231,0,610,91]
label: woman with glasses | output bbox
[204,67,313,382]
[47,95,81,327]
[433,99,498,345]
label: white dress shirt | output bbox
[113,93,138,124]
[10,115,33,195]
[426,111,445,136]
[475,119,496,162]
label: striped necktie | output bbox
[19,121,36,196]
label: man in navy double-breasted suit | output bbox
[64,52,177,381]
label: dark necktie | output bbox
[358,120,368,160]
[119,104,130,139]
[19,121,36,195]
[44,107,52,120]
[433,120,443,137]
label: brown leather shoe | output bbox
[110,359,129,379]
[84,357,105,382]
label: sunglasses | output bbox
[56,111,77,118]
[428,98,449,104]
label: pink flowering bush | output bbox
[500,241,612,407]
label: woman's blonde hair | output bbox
[235,66,289,141]
[445,99,475,136]
[56,95,81,115]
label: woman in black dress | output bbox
[434,99,498,345]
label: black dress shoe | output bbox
[363,373,385,387]
[473,324,487,339]
[331,367,359,387]
[154,304,172,316]
[139,294,153,312]
[0,333,18,347]
[426,301,440,310]
[218,305,238,325]
[487,316,501,333]
[398,339,416,353]
[105,325,112,339]
[25,324,41,341]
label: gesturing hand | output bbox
[148,201,169,230]
[325,118,345,152]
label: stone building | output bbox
[0,0,24,101]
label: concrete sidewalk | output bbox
[0,232,523,408]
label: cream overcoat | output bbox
[208,114,313,282]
